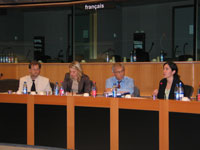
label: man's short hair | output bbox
[112,63,125,73]
[28,61,41,69]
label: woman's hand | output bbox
[153,89,158,96]
[105,88,112,93]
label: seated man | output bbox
[105,63,134,95]
[17,61,52,93]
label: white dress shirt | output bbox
[17,75,52,93]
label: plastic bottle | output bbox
[2,53,6,63]
[7,52,11,63]
[54,82,59,95]
[91,81,97,97]
[112,83,117,98]
[10,52,14,63]
[133,49,137,62]
[59,82,64,96]
[23,81,28,94]
[174,83,179,100]
[197,83,200,101]
[130,51,133,62]
[0,53,2,63]
[5,53,9,63]
[106,52,109,62]
[160,50,164,62]
[178,82,184,100]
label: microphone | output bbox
[183,43,188,55]
[148,42,154,54]
[25,49,31,61]
[58,49,63,57]
[174,45,179,56]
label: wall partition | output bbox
[0,0,198,63]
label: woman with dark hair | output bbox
[153,61,184,99]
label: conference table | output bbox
[0,94,200,150]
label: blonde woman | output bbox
[62,61,91,94]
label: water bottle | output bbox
[0,53,2,63]
[10,52,14,63]
[23,81,28,94]
[160,50,164,62]
[130,51,133,62]
[54,82,59,95]
[2,53,6,63]
[106,52,109,62]
[5,53,9,63]
[174,83,179,100]
[59,82,64,96]
[7,52,11,63]
[112,83,117,98]
[91,81,97,97]
[197,84,200,101]
[133,49,137,62]
[178,82,184,100]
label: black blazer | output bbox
[157,76,185,99]
[62,73,91,94]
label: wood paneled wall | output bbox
[0,62,199,96]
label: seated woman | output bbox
[153,61,185,99]
[62,61,91,94]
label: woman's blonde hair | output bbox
[69,61,83,81]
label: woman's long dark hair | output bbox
[163,61,180,79]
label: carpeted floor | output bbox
[0,144,69,150]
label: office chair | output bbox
[184,85,194,98]
[178,55,193,61]
[50,82,55,92]
[132,86,140,97]
[0,79,19,92]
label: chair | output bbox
[135,50,149,62]
[50,82,55,92]
[132,86,140,97]
[184,84,194,98]
[0,79,19,92]
[178,55,193,61]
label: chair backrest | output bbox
[132,86,140,97]
[184,84,194,98]
[50,82,55,92]
[0,79,19,92]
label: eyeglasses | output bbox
[114,70,124,74]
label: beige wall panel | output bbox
[40,63,69,84]
[17,63,29,79]
[176,63,193,85]
[0,64,17,79]
[82,63,113,93]
[194,63,200,96]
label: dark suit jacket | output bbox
[157,76,185,100]
[62,73,91,94]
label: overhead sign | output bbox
[85,3,104,10]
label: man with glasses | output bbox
[105,62,134,95]
[17,61,52,93]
